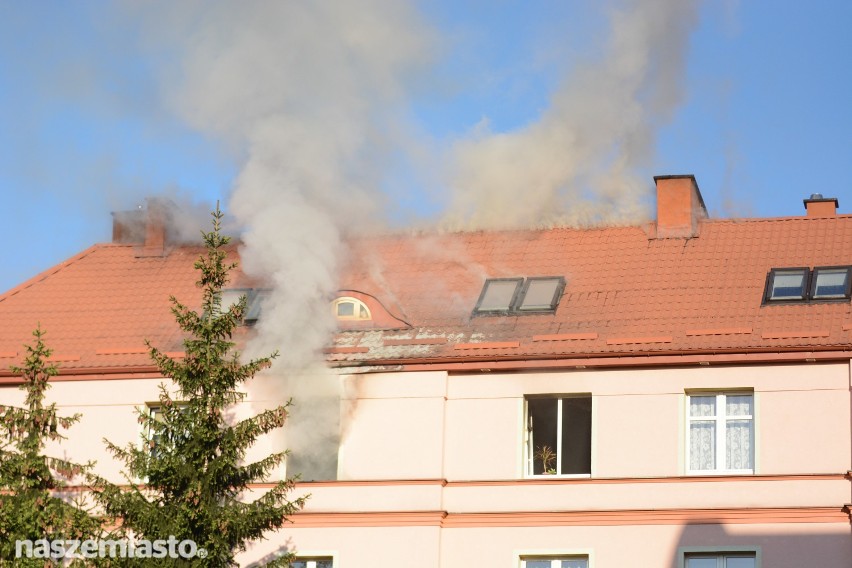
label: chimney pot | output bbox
[654,174,708,238]
[803,195,838,218]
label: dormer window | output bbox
[333,297,371,321]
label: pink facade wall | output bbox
[2,361,850,566]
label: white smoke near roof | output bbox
[128,0,435,479]
[443,0,700,230]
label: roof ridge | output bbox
[0,244,106,304]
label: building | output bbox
[0,175,850,567]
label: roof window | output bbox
[764,266,852,304]
[765,268,808,301]
[811,266,852,299]
[333,297,371,321]
[474,277,565,316]
[220,288,270,324]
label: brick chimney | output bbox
[803,194,838,218]
[654,174,708,238]
[111,199,167,256]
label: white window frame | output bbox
[686,391,754,475]
[290,554,335,568]
[678,546,760,568]
[516,550,592,568]
[524,396,592,478]
[332,297,371,321]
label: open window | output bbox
[525,396,592,476]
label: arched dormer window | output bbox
[333,297,371,321]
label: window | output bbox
[332,297,371,321]
[764,268,808,301]
[687,393,753,474]
[521,557,588,568]
[763,266,852,303]
[291,558,333,568]
[517,277,565,312]
[684,553,756,568]
[526,396,592,476]
[810,266,852,299]
[474,276,565,315]
[220,288,270,324]
[475,278,523,313]
[145,403,187,458]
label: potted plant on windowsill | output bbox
[534,445,557,475]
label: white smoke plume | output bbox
[443,0,700,230]
[128,0,435,479]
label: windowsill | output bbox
[686,469,754,476]
[526,473,592,480]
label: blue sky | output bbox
[0,1,850,293]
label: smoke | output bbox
[443,0,700,230]
[127,0,436,479]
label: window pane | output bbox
[519,278,561,311]
[221,289,245,311]
[479,280,520,311]
[290,563,307,568]
[689,421,715,470]
[562,560,588,568]
[813,268,849,298]
[317,562,333,568]
[690,396,716,417]
[770,270,806,299]
[725,395,752,416]
[686,558,717,568]
[528,398,558,475]
[725,557,755,568]
[337,301,355,317]
[726,419,753,470]
[524,561,552,568]
[561,397,592,474]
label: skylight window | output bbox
[220,288,270,324]
[475,278,523,313]
[517,277,565,312]
[765,268,808,301]
[473,276,565,316]
[764,266,852,304]
[811,267,852,299]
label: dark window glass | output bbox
[528,398,558,475]
[562,397,592,474]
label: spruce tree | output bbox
[94,207,305,566]
[0,326,103,566]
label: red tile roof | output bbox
[2,214,852,375]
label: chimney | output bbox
[139,198,167,256]
[654,174,708,238]
[803,194,838,218]
[111,209,145,244]
[111,199,167,256]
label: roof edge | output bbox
[0,244,106,303]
